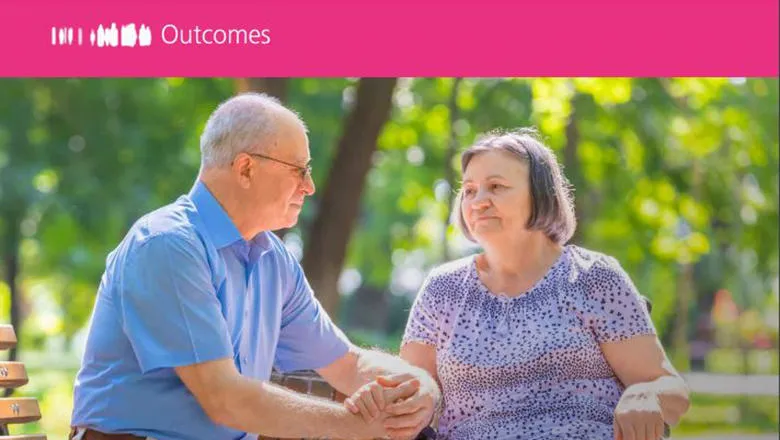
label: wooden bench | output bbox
[0,325,46,440]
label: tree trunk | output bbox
[235,78,289,103]
[301,78,398,316]
[347,285,390,332]
[2,219,21,397]
[564,93,584,245]
[672,262,694,372]
[671,160,701,372]
[442,78,462,262]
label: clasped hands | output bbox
[344,373,437,440]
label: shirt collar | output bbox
[188,180,243,249]
[188,180,275,257]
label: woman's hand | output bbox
[613,382,666,440]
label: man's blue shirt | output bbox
[71,181,350,440]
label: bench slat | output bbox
[0,326,16,351]
[0,362,29,389]
[0,398,41,424]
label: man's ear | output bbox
[232,154,254,188]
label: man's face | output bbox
[238,114,315,232]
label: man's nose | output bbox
[302,173,315,195]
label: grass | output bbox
[704,348,779,375]
[674,394,779,436]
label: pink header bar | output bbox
[1,0,777,77]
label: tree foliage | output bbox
[0,78,776,363]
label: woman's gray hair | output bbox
[199,92,306,169]
[454,127,577,245]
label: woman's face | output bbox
[461,150,532,243]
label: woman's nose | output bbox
[470,191,491,209]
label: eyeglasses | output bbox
[246,152,312,180]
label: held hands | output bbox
[613,383,667,440]
[345,373,437,440]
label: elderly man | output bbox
[70,93,439,440]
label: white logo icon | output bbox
[52,23,150,47]
[96,23,118,47]
[52,27,81,46]
[121,23,138,47]
[109,23,119,47]
[138,25,152,47]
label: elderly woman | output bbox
[394,128,690,440]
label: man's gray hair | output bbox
[199,92,306,169]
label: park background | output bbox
[0,77,778,439]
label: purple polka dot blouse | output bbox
[402,245,657,440]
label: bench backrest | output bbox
[0,325,46,440]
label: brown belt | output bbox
[70,427,265,440]
[69,427,147,440]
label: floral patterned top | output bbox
[402,245,656,440]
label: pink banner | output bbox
[1,0,777,77]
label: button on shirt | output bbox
[71,181,350,440]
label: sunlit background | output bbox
[0,78,778,439]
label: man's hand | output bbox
[379,374,438,440]
[345,378,417,422]
[348,376,428,440]
[344,373,436,440]
[321,347,440,439]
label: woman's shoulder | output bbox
[419,255,475,295]
[562,245,635,293]
[566,245,625,278]
[430,254,474,274]
[564,245,639,299]
[406,256,474,325]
